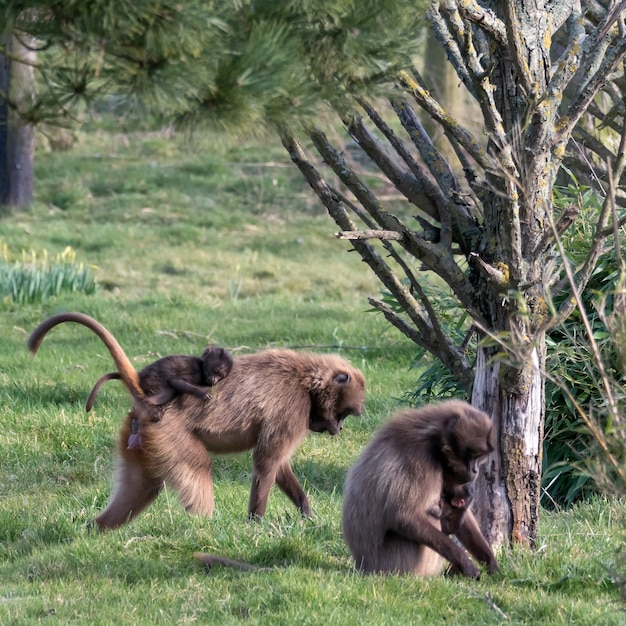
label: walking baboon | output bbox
[85,345,233,412]
[28,312,366,529]
[342,400,498,578]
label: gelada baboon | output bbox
[342,400,498,578]
[28,312,366,530]
[85,345,234,412]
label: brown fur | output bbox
[28,312,366,530]
[342,400,498,578]
[85,345,233,413]
[438,481,474,536]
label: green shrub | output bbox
[0,243,97,305]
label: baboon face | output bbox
[308,371,365,436]
[441,406,494,484]
[443,480,474,510]
[438,480,475,536]
[200,346,233,385]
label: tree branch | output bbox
[341,111,440,222]
[308,126,483,320]
[547,4,586,102]
[502,2,537,96]
[546,0,579,34]
[431,4,513,161]
[427,3,475,97]
[458,1,507,46]
[281,130,486,338]
[368,297,474,394]
[557,29,626,143]
[337,230,403,241]
[468,252,509,291]
[333,189,468,355]
[397,70,491,171]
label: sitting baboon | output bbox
[342,400,499,578]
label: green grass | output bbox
[0,128,624,625]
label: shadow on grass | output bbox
[6,528,351,585]
[211,455,349,498]
[11,380,105,408]
[196,540,350,575]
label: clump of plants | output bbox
[0,242,97,305]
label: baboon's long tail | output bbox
[193,552,268,572]
[28,312,144,400]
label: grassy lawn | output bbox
[0,127,624,625]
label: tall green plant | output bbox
[0,243,97,305]
[543,172,626,507]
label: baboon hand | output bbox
[461,557,481,579]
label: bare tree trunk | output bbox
[0,32,35,208]
[472,340,545,546]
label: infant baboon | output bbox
[342,400,499,578]
[437,480,474,536]
[85,345,233,412]
[28,312,366,529]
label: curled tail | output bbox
[28,312,144,401]
[85,372,122,412]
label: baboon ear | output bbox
[445,414,460,431]
[333,373,350,385]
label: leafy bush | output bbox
[0,243,97,305]
[543,174,626,507]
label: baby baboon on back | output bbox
[85,345,233,413]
